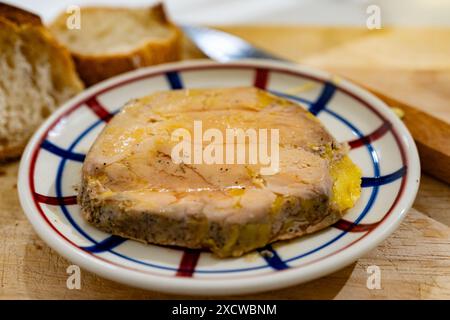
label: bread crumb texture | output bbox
[0,3,83,160]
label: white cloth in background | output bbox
[3,0,450,26]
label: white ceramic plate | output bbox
[18,60,420,295]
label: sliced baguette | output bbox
[50,3,182,86]
[0,3,83,160]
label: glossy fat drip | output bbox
[330,156,362,211]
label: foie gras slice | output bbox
[79,87,361,257]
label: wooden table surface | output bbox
[1,26,449,299]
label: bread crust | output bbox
[0,3,83,160]
[0,3,41,26]
[50,3,182,86]
[0,143,26,161]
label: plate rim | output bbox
[18,59,420,295]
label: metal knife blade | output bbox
[182,25,287,62]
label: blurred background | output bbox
[6,0,450,26]
[6,0,450,121]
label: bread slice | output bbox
[49,3,182,86]
[0,3,83,160]
[79,87,362,257]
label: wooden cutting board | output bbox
[1,26,449,299]
[199,26,450,184]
